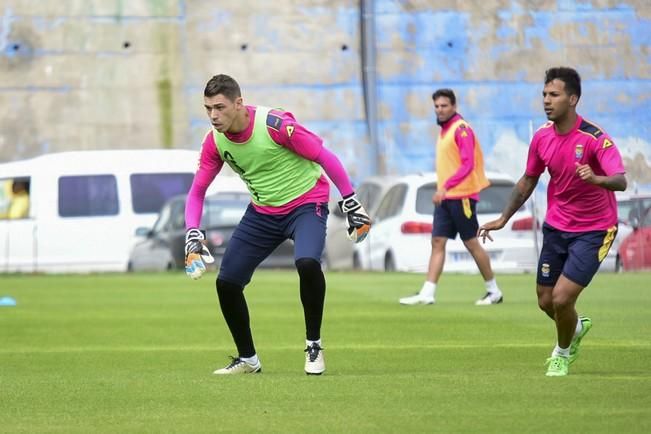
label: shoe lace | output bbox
[545,356,566,371]
[304,344,322,362]
[224,356,243,370]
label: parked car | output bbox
[0,149,202,273]
[616,194,651,271]
[355,172,539,273]
[597,193,651,272]
[323,175,398,270]
[128,192,295,272]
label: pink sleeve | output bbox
[266,109,354,197]
[525,133,545,177]
[315,147,354,198]
[185,132,224,229]
[593,135,626,176]
[444,125,476,190]
[267,109,323,160]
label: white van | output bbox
[0,149,242,273]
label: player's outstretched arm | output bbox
[478,174,538,243]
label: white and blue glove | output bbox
[338,193,371,243]
[184,229,215,280]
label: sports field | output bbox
[1,271,650,433]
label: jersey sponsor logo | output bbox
[575,144,584,160]
[286,125,295,138]
[602,138,613,149]
[266,113,282,131]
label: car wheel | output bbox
[352,252,361,270]
[384,252,396,272]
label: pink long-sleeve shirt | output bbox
[185,105,354,228]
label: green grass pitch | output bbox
[1,271,650,433]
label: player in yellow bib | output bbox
[400,89,503,306]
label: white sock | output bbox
[420,281,436,298]
[552,345,570,358]
[485,278,501,295]
[573,318,583,338]
[240,354,259,366]
[306,339,322,348]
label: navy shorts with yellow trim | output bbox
[432,198,478,241]
[537,223,617,287]
[218,202,328,287]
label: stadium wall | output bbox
[0,0,649,189]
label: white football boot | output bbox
[304,343,326,375]
[213,357,262,375]
[399,292,435,305]
[474,292,504,306]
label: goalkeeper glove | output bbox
[338,193,371,243]
[184,228,215,280]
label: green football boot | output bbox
[545,355,569,377]
[569,316,592,364]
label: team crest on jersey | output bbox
[574,144,584,160]
[602,138,613,149]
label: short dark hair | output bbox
[432,88,456,105]
[545,67,581,100]
[204,74,241,100]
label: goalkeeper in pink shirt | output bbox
[184,74,370,376]
[479,67,627,377]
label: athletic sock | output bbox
[240,354,259,366]
[297,258,326,342]
[485,278,502,297]
[552,345,570,358]
[306,339,322,348]
[421,281,436,298]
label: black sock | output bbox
[215,279,255,358]
[296,258,326,342]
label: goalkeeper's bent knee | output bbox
[216,279,244,296]
[295,257,322,279]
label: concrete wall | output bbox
[0,0,649,188]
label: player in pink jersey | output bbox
[183,74,371,376]
[478,67,627,377]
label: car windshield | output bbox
[415,181,516,215]
[477,183,516,214]
[204,195,249,227]
[130,173,195,214]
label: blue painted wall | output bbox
[373,1,651,190]
[0,1,649,190]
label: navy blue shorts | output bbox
[432,198,478,241]
[537,223,618,287]
[218,202,329,287]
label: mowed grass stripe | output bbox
[1,271,650,434]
